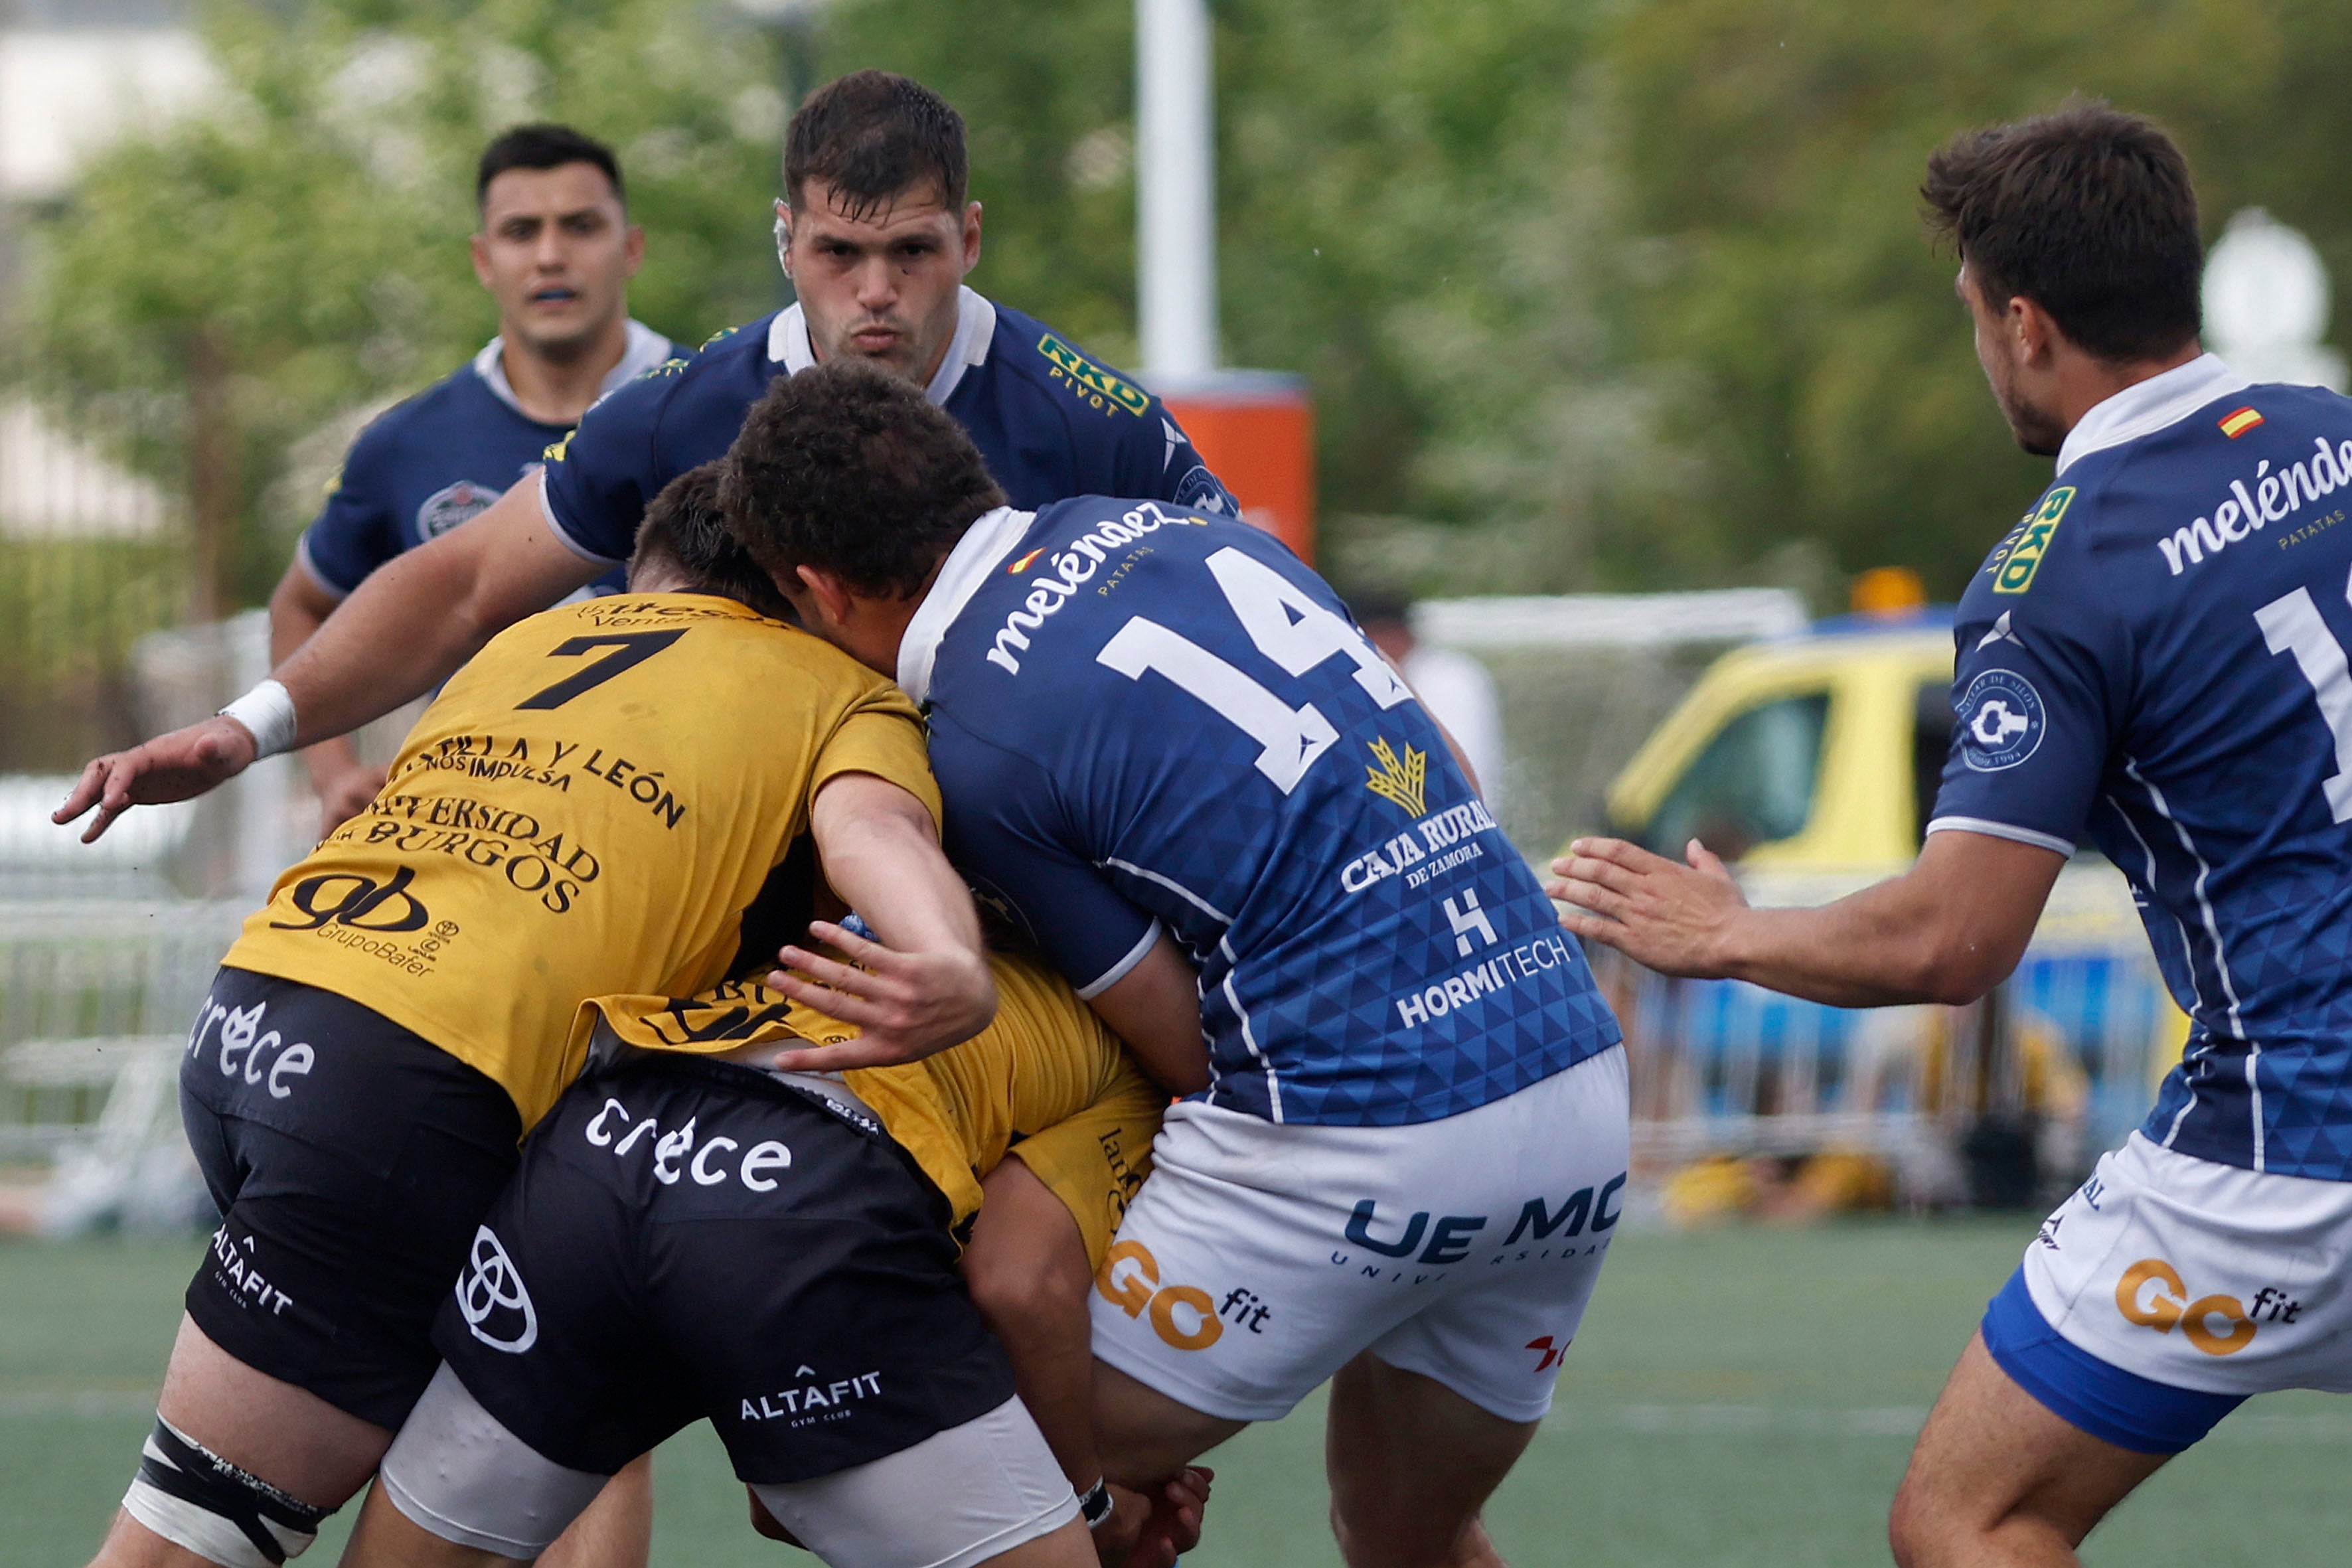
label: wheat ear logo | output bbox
[1364,738,1427,815]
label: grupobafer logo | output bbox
[1957,669,2045,772]
[455,1226,538,1353]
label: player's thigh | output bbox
[965,1155,1093,1320]
[1091,1358,1250,1487]
[1890,1334,2170,1567]
[1324,1354,1537,1567]
[155,1314,393,1506]
[341,1472,531,1568]
[749,1396,1085,1568]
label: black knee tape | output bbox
[124,1417,332,1567]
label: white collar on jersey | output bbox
[766,285,998,406]
[896,505,1036,704]
[471,319,673,422]
[2055,352,2251,477]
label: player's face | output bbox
[472,163,643,360]
[1958,262,2065,459]
[779,179,983,387]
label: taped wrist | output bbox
[218,679,299,761]
[1079,1476,1114,1529]
[121,1417,331,1567]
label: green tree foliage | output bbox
[1599,0,2352,593]
[15,0,787,613]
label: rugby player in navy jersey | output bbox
[98,70,1239,844]
[716,361,1630,1568]
[1553,102,2352,1566]
[268,124,674,835]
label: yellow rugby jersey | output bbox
[224,593,939,1129]
[581,951,1144,1233]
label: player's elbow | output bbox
[1911,929,2026,1008]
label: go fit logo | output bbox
[1097,1240,1231,1351]
[2114,1258,2290,1357]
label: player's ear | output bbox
[961,201,982,272]
[622,222,645,277]
[794,564,853,629]
[773,199,794,277]
[468,231,495,290]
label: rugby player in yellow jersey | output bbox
[60,469,1003,1568]
[345,953,1208,1568]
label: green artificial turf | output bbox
[7,1218,2345,1565]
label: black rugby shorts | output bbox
[431,1052,1017,1483]
[180,967,522,1429]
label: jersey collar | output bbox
[2055,352,2250,477]
[897,505,1035,704]
[766,286,998,406]
[471,320,674,422]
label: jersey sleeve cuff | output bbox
[293,536,354,601]
[1924,817,2076,857]
[536,469,627,568]
[1074,919,1164,1001]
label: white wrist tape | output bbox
[218,679,299,761]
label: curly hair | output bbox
[1923,98,2201,363]
[629,461,796,621]
[720,359,1006,600]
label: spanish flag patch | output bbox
[2219,406,2265,439]
[1006,547,1047,575]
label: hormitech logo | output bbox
[2114,1258,2300,1356]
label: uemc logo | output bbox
[2112,1257,2292,1356]
[1345,1174,1626,1265]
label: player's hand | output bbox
[315,761,389,838]
[51,716,260,844]
[1547,836,1749,977]
[1121,1466,1212,1568]
[765,919,997,1072]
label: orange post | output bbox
[1156,371,1316,564]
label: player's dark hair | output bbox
[477,124,625,210]
[1922,98,2201,363]
[785,70,968,219]
[721,359,1006,600]
[631,463,796,621]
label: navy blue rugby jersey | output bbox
[536,287,1239,566]
[298,323,674,599]
[1932,353,2352,1180]
[897,498,1622,1127]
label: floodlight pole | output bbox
[1137,0,1217,378]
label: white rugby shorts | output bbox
[1090,1046,1629,1424]
[2020,1131,2352,1396]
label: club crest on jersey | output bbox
[1038,333,1150,417]
[1365,738,1427,815]
[1993,487,2072,595]
[417,479,504,540]
[1957,669,2045,771]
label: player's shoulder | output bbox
[578,314,778,430]
[345,360,507,462]
[984,300,1162,436]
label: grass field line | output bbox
[20,1387,2352,1448]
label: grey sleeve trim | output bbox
[1075,919,1165,1001]
[293,536,351,602]
[1924,816,2075,857]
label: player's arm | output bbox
[267,556,383,834]
[54,481,599,842]
[767,770,997,1065]
[1081,930,1210,1095]
[1548,827,2064,1007]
